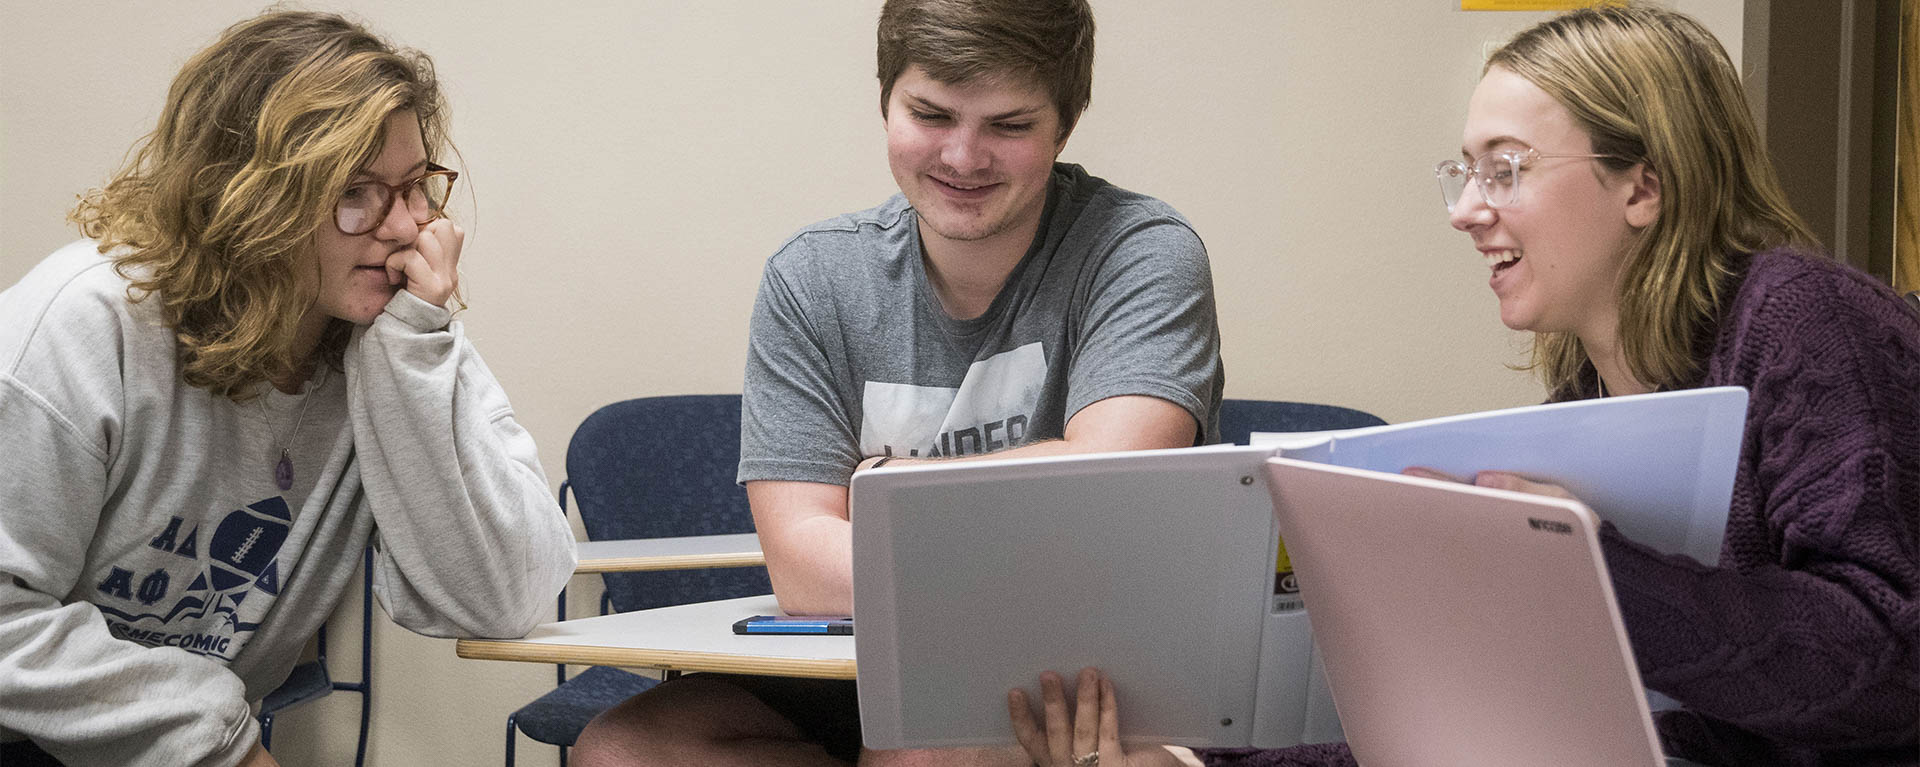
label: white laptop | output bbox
[1267,457,1667,767]
[851,443,1336,750]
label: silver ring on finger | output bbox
[1072,752,1099,767]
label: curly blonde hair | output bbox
[70,10,449,399]
[1488,4,1817,396]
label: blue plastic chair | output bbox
[505,395,773,767]
[1216,399,1386,445]
[258,546,373,767]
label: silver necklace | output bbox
[262,366,326,492]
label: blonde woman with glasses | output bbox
[0,12,575,767]
[1033,6,1917,767]
[1412,5,1918,766]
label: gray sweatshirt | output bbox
[0,241,577,766]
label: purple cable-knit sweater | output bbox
[1204,249,1920,767]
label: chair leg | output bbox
[352,544,373,767]
[559,743,567,767]
[504,713,518,767]
[352,683,371,767]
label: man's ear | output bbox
[1053,119,1076,158]
[1624,162,1661,229]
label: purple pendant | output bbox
[275,449,294,491]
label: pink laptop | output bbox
[1265,457,1669,767]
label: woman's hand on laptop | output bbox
[1402,466,1579,502]
[1007,667,1202,767]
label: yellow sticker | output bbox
[1274,534,1300,598]
[1461,0,1591,9]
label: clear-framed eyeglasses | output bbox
[1434,148,1623,212]
[334,163,459,235]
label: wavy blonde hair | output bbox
[1488,4,1818,397]
[70,10,448,399]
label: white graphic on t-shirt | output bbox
[860,343,1046,458]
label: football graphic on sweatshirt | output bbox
[93,496,292,660]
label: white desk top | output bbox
[455,594,855,679]
[574,532,764,574]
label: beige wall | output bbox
[0,2,1740,765]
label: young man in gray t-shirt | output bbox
[574,1,1222,765]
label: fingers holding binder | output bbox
[1007,668,1202,767]
[1403,466,1581,503]
[1469,470,1579,501]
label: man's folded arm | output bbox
[748,480,855,616]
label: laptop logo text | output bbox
[1527,517,1573,535]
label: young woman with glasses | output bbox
[1418,5,1918,766]
[1019,6,1917,767]
[0,12,575,767]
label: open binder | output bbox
[849,387,1747,750]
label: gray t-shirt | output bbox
[740,163,1224,486]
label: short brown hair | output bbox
[71,10,449,399]
[1488,3,1817,395]
[876,0,1095,141]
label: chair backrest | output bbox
[1216,398,1387,446]
[566,395,771,614]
